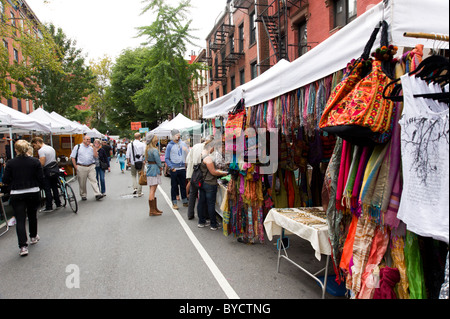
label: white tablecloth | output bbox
[264,207,331,261]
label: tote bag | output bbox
[320,21,397,146]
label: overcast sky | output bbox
[26,0,227,62]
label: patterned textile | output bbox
[357,226,390,299]
[390,235,410,299]
[348,212,377,293]
[373,267,401,299]
[320,60,395,140]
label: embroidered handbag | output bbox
[319,21,397,146]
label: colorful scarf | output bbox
[373,267,401,299]
[336,139,352,211]
[351,146,371,216]
[348,212,377,293]
[359,143,389,222]
[357,226,390,299]
[390,235,410,299]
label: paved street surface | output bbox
[0,162,340,300]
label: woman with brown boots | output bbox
[145,133,163,216]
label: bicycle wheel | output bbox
[58,182,67,208]
[64,184,78,214]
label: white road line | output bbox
[157,186,240,299]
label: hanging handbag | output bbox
[319,21,397,146]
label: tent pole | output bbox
[8,126,14,159]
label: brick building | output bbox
[1,0,41,114]
[192,0,382,116]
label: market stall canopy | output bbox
[49,111,85,134]
[202,0,449,116]
[278,0,449,99]
[0,103,52,134]
[28,108,79,134]
[152,113,202,137]
[87,128,104,138]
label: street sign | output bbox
[130,122,142,130]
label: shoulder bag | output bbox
[319,21,398,146]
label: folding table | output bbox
[264,207,332,299]
[0,193,9,237]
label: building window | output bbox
[238,23,244,53]
[17,99,22,112]
[231,75,236,90]
[239,69,245,85]
[223,83,227,95]
[333,0,357,28]
[250,61,257,80]
[13,48,18,62]
[249,11,256,45]
[216,87,220,99]
[297,21,308,57]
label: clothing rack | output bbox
[403,32,449,42]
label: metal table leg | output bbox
[276,227,330,299]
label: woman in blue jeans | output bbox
[94,139,109,195]
[197,140,227,230]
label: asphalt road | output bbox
[0,162,341,300]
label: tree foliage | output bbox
[106,0,207,128]
[30,24,95,120]
[0,0,62,101]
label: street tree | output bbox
[88,55,113,131]
[0,0,62,101]
[30,24,96,121]
[135,0,207,117]
[105,48,150,131]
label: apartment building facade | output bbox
[190,0,382,118]
[1,0,41,114]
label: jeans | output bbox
[95,166,106,194]
[43,174,61,209]
[188,181,206,219]
[198,183,218,227]
[170,169,187,204]
[10,192,40,248]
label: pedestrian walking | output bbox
[197,140,228,230]
[102,140,112,172]
[70,135,104,201]
[2,140,44,256]
[126,132,145,197]
[116,150,126,173]
[185,136,213,220]
[145,133,163,216]
[31,137,62,212]
[165,129,189,209]
[94,139,109,195]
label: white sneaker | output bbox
[19,247,28,256]
[30,235,40,245]
[8,217,16,226]
[137,192,143,197]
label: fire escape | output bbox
[209,21,244,84]
[254,0,308,67]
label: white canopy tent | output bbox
[0,103,52,134]
[49,111,84,134]
[202,0,449,116]
[28,108,79,134]
[151,113,202,137]
[1,103,52,158]
[87,128,104,138]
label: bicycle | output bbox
[57,168,78,214]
